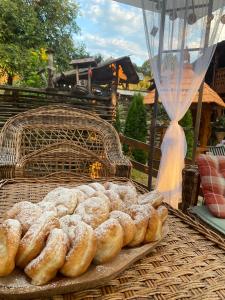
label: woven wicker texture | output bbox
[0,105,131,179]
[0,177,225,300]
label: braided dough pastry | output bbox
[59,214,82,232]
[138,190,163,208]
[75,196,110,228]
[60,221,96,277]
[157,206,168,224]
[105,182,138,207]
[0,219,22,276]
[25,228,68,285]
[127,204,150,247]
[104,190,126,212]
[76,185,96,197]
[94,218,123,264]
[110,211,136,246]
[6,201,42,234]
[89,182,105,192]
[40,187,80,217]
[144,206,162,243]
[16,212,59,268]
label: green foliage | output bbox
[0,0,87,85]
[179,109,194,159]
[124,93,147,164]
[213,114,225,129]
[114,104,122,133]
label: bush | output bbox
[179,109,194,159]
[114,104,122,133]
[124,93,147,163]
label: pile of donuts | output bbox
[0,181,168,286]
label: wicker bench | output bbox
[0,105,131,179]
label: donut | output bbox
[59,214,82,233]
[41,187,79,216]
[89,182,105,192]
[0,219,22,276]
[25,228,68,285]
[157,206,168,224]
[104,190,126,212]
[138,190,163,208]
[6,201,42,234]
[16,212,60,268]
[60,221,97,277]
[144,206,162,243]
[110,211,136,246]
[76,185,96,197]
[75,196,110,229]
[94,218,123,264]
[127,204,150,247]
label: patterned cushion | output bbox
[197,155,225,218]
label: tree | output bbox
[124,93,147,163]
[140,60,152,76]
[114,104,122,133]
[0,0,86,85]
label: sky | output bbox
[75,0,225,67]
[76,0,148,66]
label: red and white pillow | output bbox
[197,154,225,218]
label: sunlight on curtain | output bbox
[142,0,225,208]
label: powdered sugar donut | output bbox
[110,211,136,246]
[138,190,163,208]
[59,214,82,233]
[75,196,110,228]
[16,212,60,268]
[6,201,42,234]
[104,190,126,212]
[89,182,105,192]
[0,219,22,276]
[144,206,162,243]
[60,221,96,277]
[25,228,68,285]
[76,185,96,197]
[157,205,168,224]
[40,187,80,217]
[94,218,123,264]
[127,204,150,247]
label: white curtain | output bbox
[142,0,225,208]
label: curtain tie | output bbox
[170,120,179,126]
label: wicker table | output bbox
[0,178,224,300]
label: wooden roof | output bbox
[69,57,97,68]
[144,83,225,108]
[54,56,139,85]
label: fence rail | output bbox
[119,133,160,178]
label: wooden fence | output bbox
[0,85,114,127]
[119,133,161,178]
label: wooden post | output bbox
[46,48,54,89]
[199,104,212,147]
[192,0,213,163]
[75,65,80,85]
[88,64,92,94]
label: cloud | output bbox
[76,0,148,65]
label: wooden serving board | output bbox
[0,224,168,300]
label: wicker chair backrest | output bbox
[0,105,123,166]
[14,141,116,178]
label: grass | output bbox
[131,168,157,188]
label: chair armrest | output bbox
[114,157,132,178]
[181,165,201,212]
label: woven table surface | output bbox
[0,178,224,300]
[38,209,225,300]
